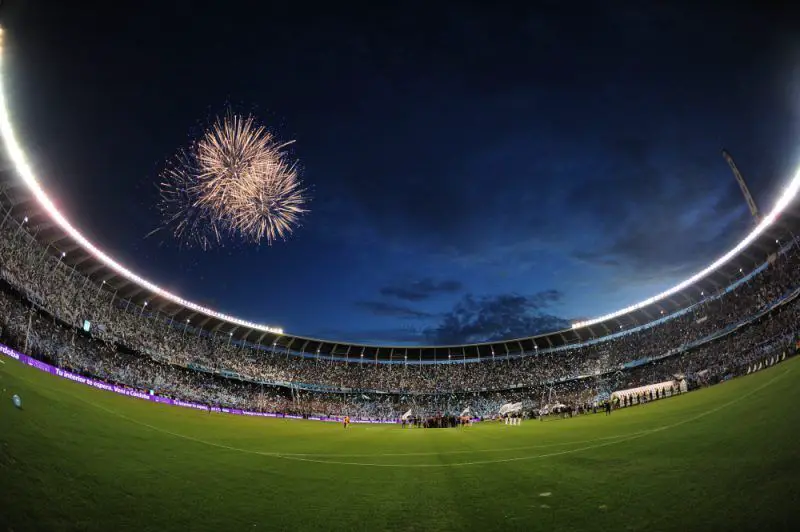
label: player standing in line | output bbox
[343,415,350,429]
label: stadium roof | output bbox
[2,26,800,361]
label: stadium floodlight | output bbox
[22,216,27,223]
[0,27,283,337]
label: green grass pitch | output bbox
[1,357,799,531]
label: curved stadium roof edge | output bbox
[1,25,800,356]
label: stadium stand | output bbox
[1,203,799,420]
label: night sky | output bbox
[2,2,800,345]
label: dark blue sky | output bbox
[2,2,800,344]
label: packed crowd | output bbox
[2,277,795,419]
[0,214,799,419]
[0,283,520,418]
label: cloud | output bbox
[582,188,750,285]
[423,291,570,344]
[353,300,435,320]
[379,278,463,301]
[345,290,570,344]
[558,127,755,285]
[572,251,621,268]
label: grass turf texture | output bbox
[1,357,799,532]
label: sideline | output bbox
[6,359,792,468]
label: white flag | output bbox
[499,402,522,415]
[460,407,470,417]
[401,409,413,420]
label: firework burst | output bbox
[194,113,279,212]
[226,158,308,244]
[153,111,308,248]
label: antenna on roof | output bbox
[722,149,762,225]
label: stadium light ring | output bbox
[1,25,800,337]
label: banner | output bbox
[0,343,397,424]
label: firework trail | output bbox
[150,150,225,250]
[153,111,308,248]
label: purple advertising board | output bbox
[0,342,399,424]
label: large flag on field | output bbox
[499,402,523,415]
[460,407,470,417]
[401,409,413,420]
